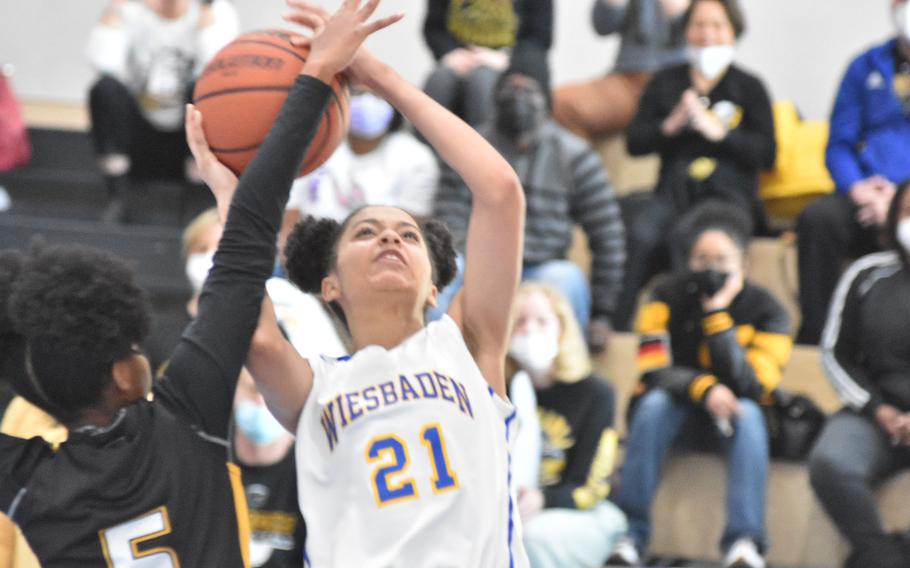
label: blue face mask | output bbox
[349,92,395,139]
[234,401,287,445]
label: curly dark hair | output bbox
[284,208,457,316]
[682,200,753,257]
[0,243,150,425]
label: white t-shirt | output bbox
[286,132,440,221]
[86,0,239,130]
[297,316,528,568]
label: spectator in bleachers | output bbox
[508,283,626,568]
[613,0,775,331]
[422,0,552,127]
[233,372,306,567]
[809,180,910,568]
[607,202,792,568]
[279,90,439,250]
[85,0,238,223]
[795,1,910,346]
[433,49,626,352]
[553,0,690,143]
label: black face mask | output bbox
[495,87,547,142]
[688,269,729,297]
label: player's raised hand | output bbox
[287,0,403,84]
[185,103,238,221]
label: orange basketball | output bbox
[193,30,349,177]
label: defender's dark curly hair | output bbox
[682,200,754,257]
[284,209,457,313]
[0,244,150,425]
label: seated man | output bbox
[85,0,238,222]
[608,202,792,568]
[433,47,626,352]
[795,0,910,344]
[422,0,552,127]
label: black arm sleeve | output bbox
[153,76,333,441]
[821,266,885,418]
[424,0,462,60]
[626,73,674,156]
[542,381,616,510]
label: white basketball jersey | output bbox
[296,315,529,568]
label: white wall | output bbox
[0,0,897,120]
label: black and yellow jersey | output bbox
[634,273,793,409]
[0,75,333,567]
[535,375,618,511]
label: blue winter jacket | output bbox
[826,38,910,193]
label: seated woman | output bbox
[508,283,626,568]
[608,202,792,568]
[809,181,910,568]
[614,0,775,330]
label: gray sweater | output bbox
[593,0,688,74]
[434,121,626,318]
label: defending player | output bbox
[198,3,530,566]
[0,3,398,565]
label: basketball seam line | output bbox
[208,91,346,154]
[194,85,292,104]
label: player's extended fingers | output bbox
[184,105,209,161]
[362,11,404,35]
[283,11,325,33]
[286,0,331,21]
[356,0,381,21]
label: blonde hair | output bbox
[506,283,592,383]
[181,208,221,258]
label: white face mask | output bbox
[688,44,736,80]
[895,3,910,41]
[349,92,395,139]
[509,330,559,375]
[898,218,910,253]
[185,251,214,294]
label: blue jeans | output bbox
[614,389,769,555]
[429,257,592,328]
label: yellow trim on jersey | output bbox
[635,302,670,334]
[572,429,619,510]
[703,311,734,336]
[227,463,252,568]
[420,423,460,495]
[689,374,719,403]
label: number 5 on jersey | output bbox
[366,423,459,507]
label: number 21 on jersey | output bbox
[366,422,459,507]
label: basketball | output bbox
[193,29,349,177]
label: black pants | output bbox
[809,409,910,564]
[795,194,881,344]
[88,75,190,179]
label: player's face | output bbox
[325,206,437,313]
[686,0,736,47]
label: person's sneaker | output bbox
[606,535,641,566]
[724,538,765,568]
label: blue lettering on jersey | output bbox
[435,372,455,403]
[416,372,439,398]
[319,371,476,450]
[399,375,420,401]
[320,400,340,451]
